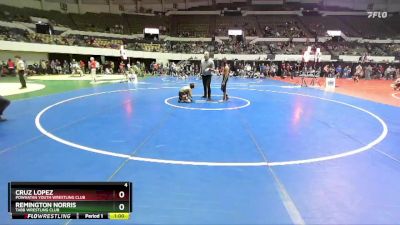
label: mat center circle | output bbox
[35,87,388,167]
[164,95,251,111]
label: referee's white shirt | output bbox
[16,59,25,71]
[201,58,214,76]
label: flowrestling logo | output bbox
[367,11,388,18]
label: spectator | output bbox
[70,59,83,77]
[55,59,62,74]
[335,65,342,77]
[385,65,396,80]
[50,60,56,74]
[79,60,86,74]
[40,60,47,75]
[89,57,97,82]
[63,60,70,74]
[15,56,26,89]
[7,59,15,75]
[364,64,372,80]
[1,61,7,76]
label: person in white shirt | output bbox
[125,64,138,83]
[200,51,215,101]
[120,45,127,61]
[15,56,26,89]
[354,64,363,83]
[70,59,83,77]
[120,45,128,71]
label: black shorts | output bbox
[221,77,228,92]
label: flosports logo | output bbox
[367,11,388,18]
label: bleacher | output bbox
[339,16,397,39]
[216,16,259,36]
[386,15,400,36]
[384,44,400,59]
[267,41,326,55]
[257,15,308,38]
[174,16,211,37]
[0,26,29,42]
[124,14,168,34]
[168,41,210,54]
[0,3,399,59]
[298,15,358,37]
[215,40,271,54]
[0,4,75,28]
[1,3,399,41]
[324,40,366,56]
[70,12,126,33]
[27,33,74,45]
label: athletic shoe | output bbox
[0,116,6,122]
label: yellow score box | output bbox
[109,213,130,220]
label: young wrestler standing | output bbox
[221,60,230,101]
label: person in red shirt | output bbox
[153,63,159,75]
[119,61,125,74]
[79,60,85,74]
[7,59,15,75]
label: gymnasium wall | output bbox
[0,0,41,9]
[0,50,48,65]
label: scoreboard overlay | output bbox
[8,182,132,220]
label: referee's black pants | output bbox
[18,70,26,88]
[202,75,212,99]
[0,95,10,116]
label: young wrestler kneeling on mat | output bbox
[178,83,195,103]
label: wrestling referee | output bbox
[201,51,215,101]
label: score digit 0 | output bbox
[115,202,128,211]
[118,191,125,199]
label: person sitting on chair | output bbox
[354,64,363,83]
[126,63,139,83]
[71,59,83,77]
[178,83,195,103]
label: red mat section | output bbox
[271,77,400,107]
